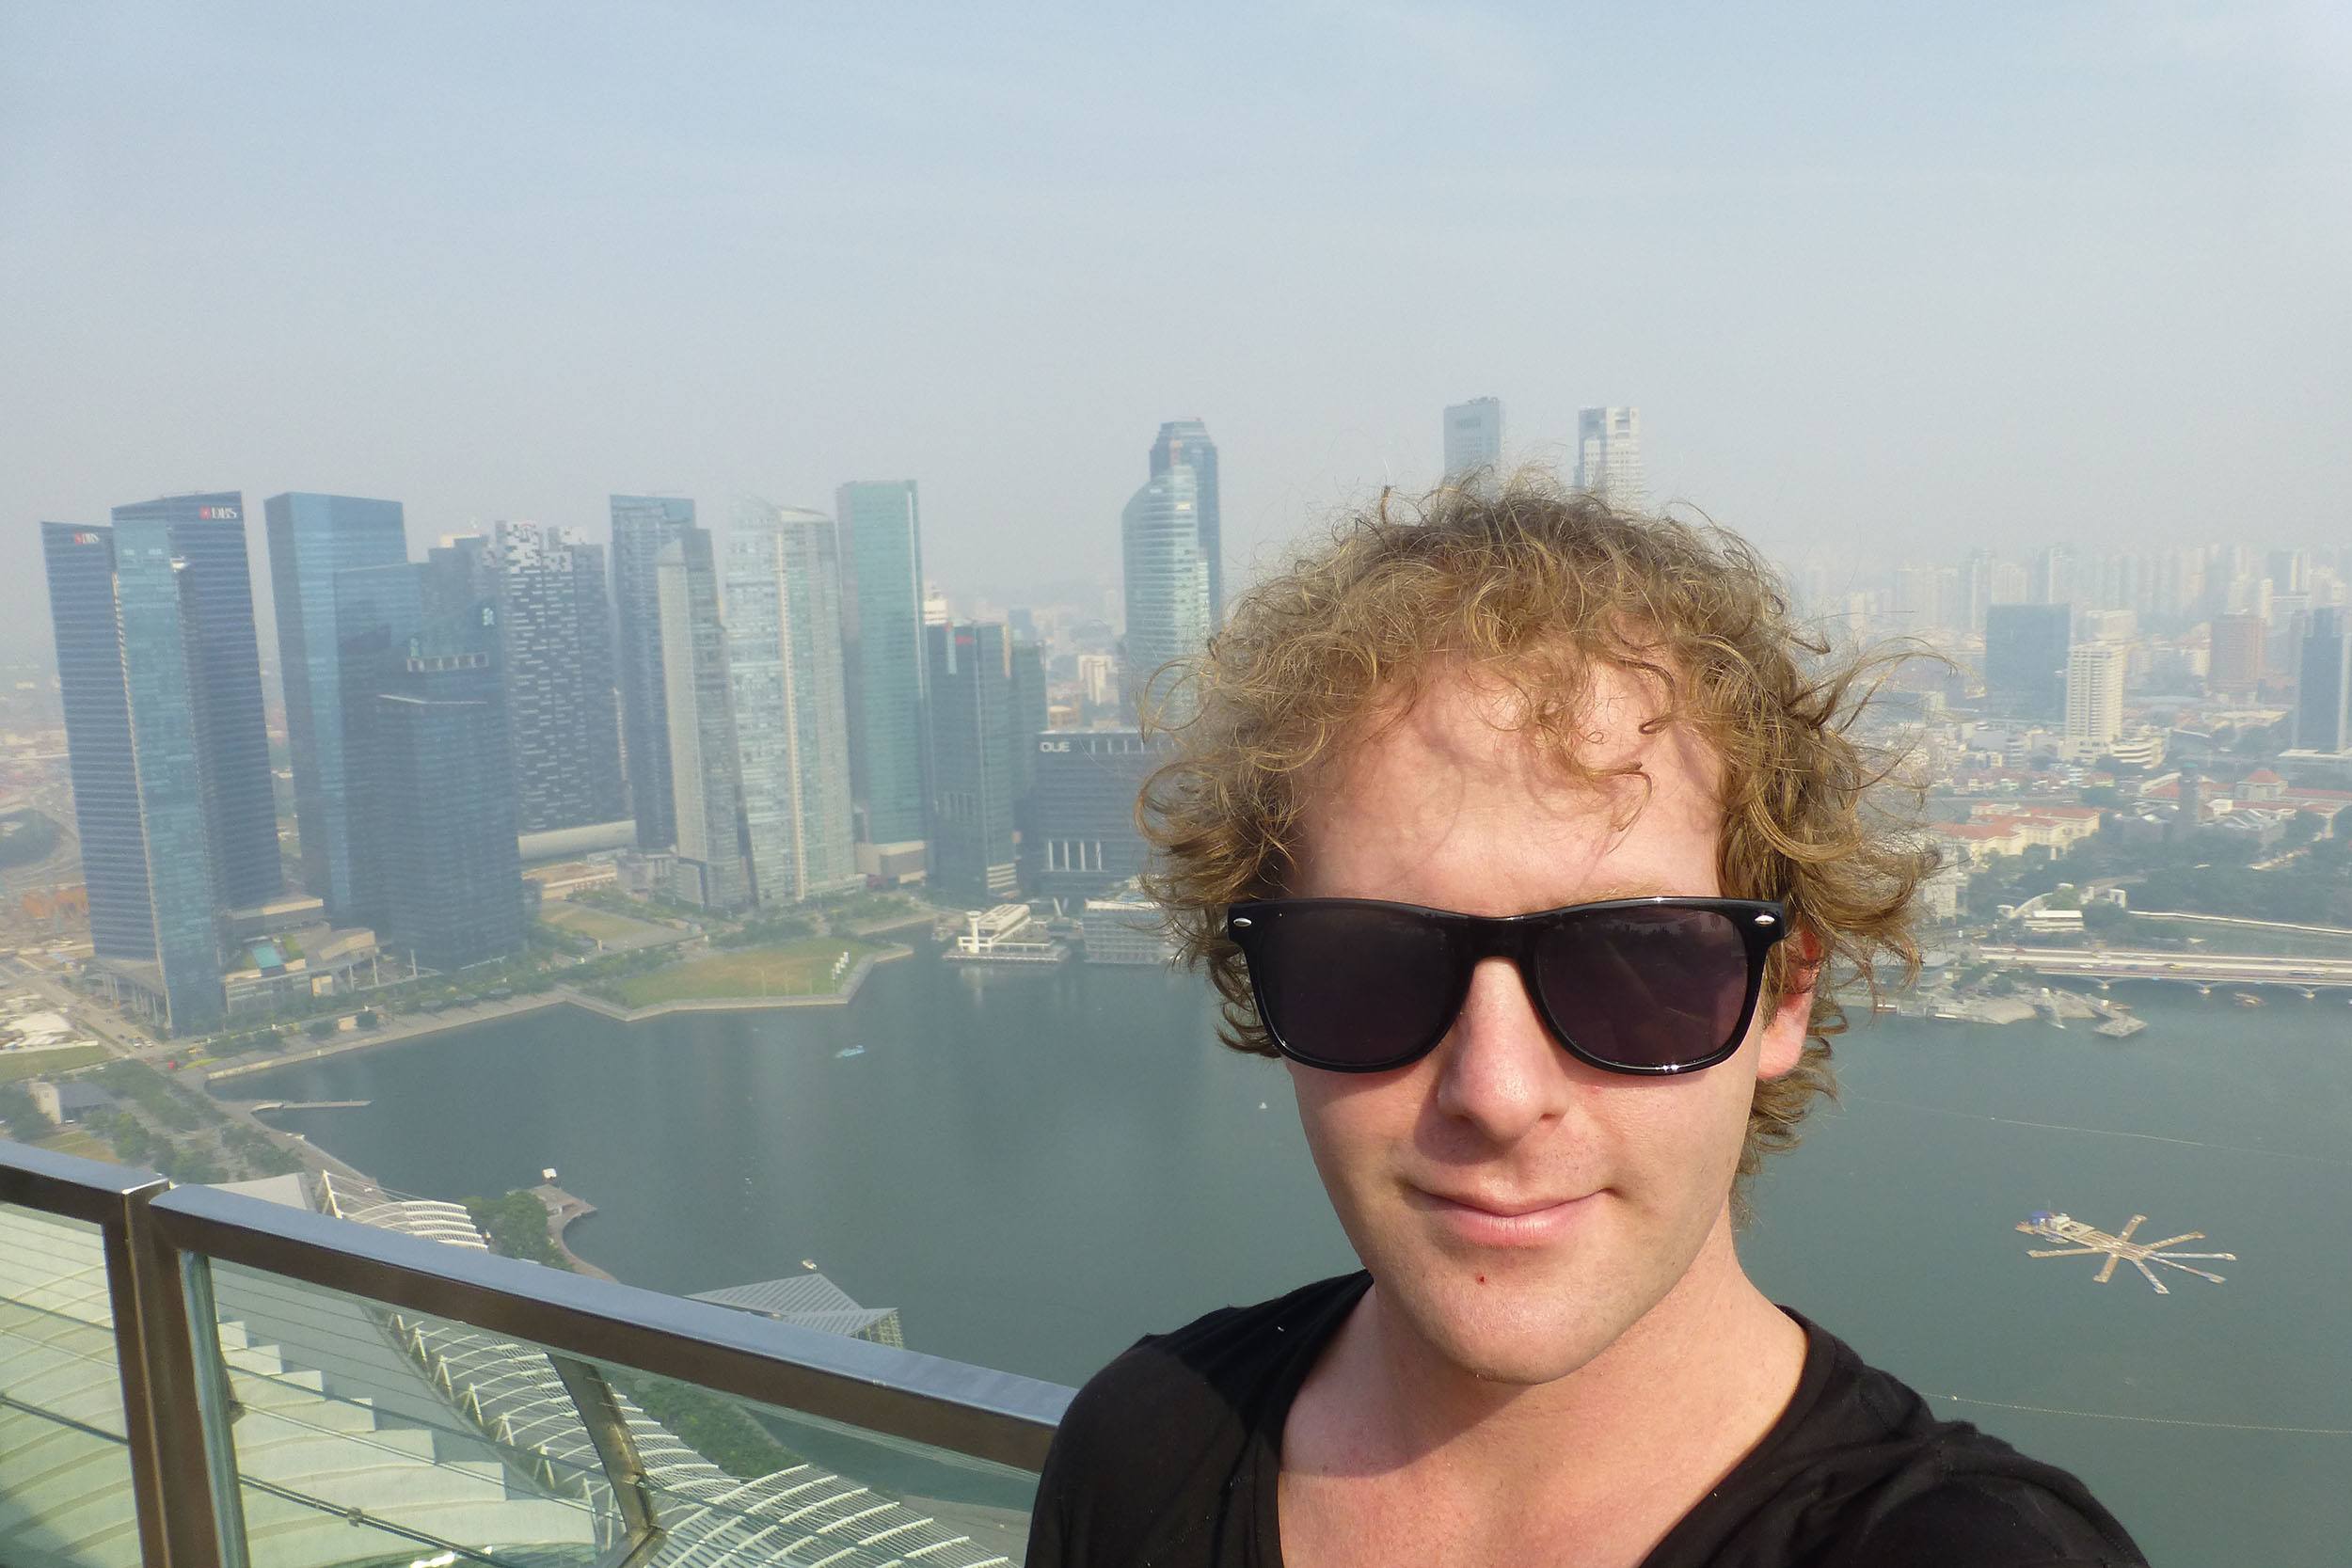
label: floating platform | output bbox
[2016,1211,2234,1293]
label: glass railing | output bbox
[0,1138,1072,1568]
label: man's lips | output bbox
[1408,1186,1601,1246]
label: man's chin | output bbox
[1375,1266,1634,1388]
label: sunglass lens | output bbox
[1533,907,1752,1069]
[1245,905,1458,1069]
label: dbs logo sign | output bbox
[197,506,240,520]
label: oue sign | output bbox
[1039,739,1071,752]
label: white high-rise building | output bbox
[2063,642,2126,759]
[1577,406,1646,512]
[1076,653,1117,709]
[655,530,754,910]
[725,500,862,904]
[1120,463,1212,727]
[1442,397,1505,487]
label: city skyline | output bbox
[6,8,2345,656]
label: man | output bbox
[1025,483,2142,1566]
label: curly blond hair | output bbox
[1140,478,1932,1197]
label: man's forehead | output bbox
[1338,661,1716,792]
[1293,662,1726,878]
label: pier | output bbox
[532,1183,612,1280]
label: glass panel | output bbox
[596,1365,1038,1565]
[0,1201,143,1568]
[195,1253,1038,1568]
[195,1258,609,1568]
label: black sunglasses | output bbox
[1224,895,1789,1076]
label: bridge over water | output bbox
[1977,944,2352,991]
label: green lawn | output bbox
[0,1044,107,1084]
[38,1126,113,1160]
[540,901,673,944]
[609,938,884,1006]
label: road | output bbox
[1978,943,2352,987]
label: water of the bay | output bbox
[250,949,2352,1563]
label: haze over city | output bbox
[8,8,2352,1567]
[5,0,2349,657]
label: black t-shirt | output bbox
[1025,1273,2144,1567]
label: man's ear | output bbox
[1756,931,1821,1081]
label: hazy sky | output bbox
[5,2,2347,652]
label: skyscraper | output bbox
[725,501,860,904]
[332,554,525,970]
[2209,612,2265,696]
[112,493,282,908]
[656,530,753,910]
[1149,420,1223,626]
[1120,464,1211,728]
[611,495,695,848]
[1576,407,1646,512]
[331,562,424,935]
[1983,603,2073,721]
[1008,639,1048,888]
[2063,643,2126,759]
[41,522,225,1032]
[834,481,929,861]
[2295,609,2351,754]
[263,492,409,914]
[1442,397,1504,486]
[491,521,628,832]
[925,621,1019,906]
[2033,545,2077,608]
[1029,729,1174,898]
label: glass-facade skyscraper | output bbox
[834,481,929,856]
[111,493,282,909]
[656,529,754,911]
[1443,396,1504,486]
[725,501,860,903]
[1027,729,1172,898]
[1120,464,1212,728]
[611,495,696,849]
[334,555,525,971]
[1148,420,1222,627]
[924,621,1019,907]
[491,521,628,832]
[41,522,226,1032]
[2296,609,2351,754]
[1984,603,2074,721]
[264,492,409,915]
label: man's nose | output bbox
[1433,956,1578,1140]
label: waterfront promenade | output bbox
[204,944,914,1085]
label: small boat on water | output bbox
[834,1044,866,1058]
[2233,992,2265,1008]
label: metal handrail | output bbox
[2,1137,1072,1467]
[0,1134,166,1221]
[149,1182,1072,1468]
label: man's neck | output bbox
[1297,1212,1807,1524]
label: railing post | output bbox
[97,1175,180,1568]
[176,1253,253,1568]
[115,1174,237,1568]
[549,1354,667,1568]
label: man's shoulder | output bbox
[1026,1273,1369,1568]
[1662,1314,2144,1568]
[1055,1270,1368,1456]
